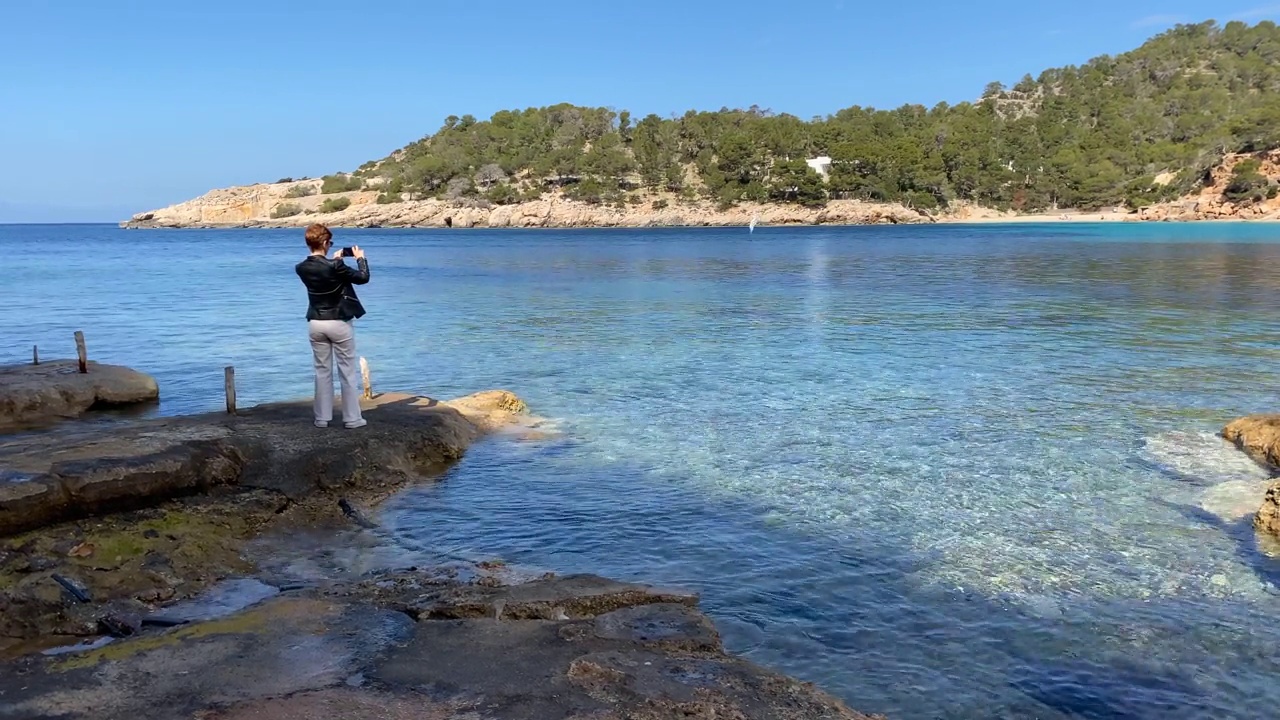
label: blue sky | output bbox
[1,0,1276,222]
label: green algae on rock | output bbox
[2,572,881,720]
[0,390,530,537]
[0,390,534,642]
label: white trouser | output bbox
[308,319,363,425]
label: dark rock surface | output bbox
[0,391,531,641]
[0,572,878,720]
[0,391,525,537]
[0,360,159,432]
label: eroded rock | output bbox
[1,565,876,718]
[0,390,528,537]
[0,390,530,640]
[1223,414,1280,468]
[0,361,159,431]
[413,573,699,621]
[1256,481,1280,537]
[1221,414,1280,537]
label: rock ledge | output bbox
[0,361,159,432]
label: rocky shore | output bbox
[121,183,933,229]
[119,150,1280,230]
[0,360,159,432]
[1222,414,1280,537]
[0,381,876,719]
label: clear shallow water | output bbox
[7,222,1280,718]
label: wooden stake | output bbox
[32,345,38,365]
[224,367,237,414]
[74,331,87,373]
[360,357,373,400]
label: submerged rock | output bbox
[0,572,879,720]
[0,361,159,432]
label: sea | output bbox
[5,221,1280,719]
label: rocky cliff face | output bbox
[122,179,933,229]
[123,149,1280,229]
[1137,150,1280,222]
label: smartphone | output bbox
[340,247,355,257]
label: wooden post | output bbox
[360,357,373,400]
[32,345,38,365]
[74,331,87,373]
[224,367,236,415]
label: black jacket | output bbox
[296,255,370,321]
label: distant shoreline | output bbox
[115,181,1279,230]
[117,215,1280,230]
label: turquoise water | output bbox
[6,222,1280,718]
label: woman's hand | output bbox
[352,246,365,260]
[330,247,344,260]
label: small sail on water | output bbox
[749,214,758,233]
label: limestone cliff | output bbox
[122,179,933,229]
[1136,150,1280,222]
[123,149,1280,229]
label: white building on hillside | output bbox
[806,156,832,179]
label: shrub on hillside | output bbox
[444,176,475,201]
[565,177,622,205]
[285,185,316,198]
[275,177,294,184]
[485,183,519,205]
[319,197,351,213]
[376,191,403,204]
[1224,159,1273,204]
[320,175,365,194]
[271,203,303,218]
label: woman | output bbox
[295,223,370,428]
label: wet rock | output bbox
[412,573,699,621]
[371,613,875,720]
[192,688,469,720]
[1256,481,1280,537]
[592,603,722,653]
[0,566,876,719]
[0,361,159,432]
[338,498,377,529]
[1222,414,1280,469]
[1221,415,1280,537]
[52,574,92,603]
[0,597,416,720]
[96,614,138,638]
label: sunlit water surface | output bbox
[7,222,1280,719]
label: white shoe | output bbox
[344,419,367,429]
[314,420,330,428]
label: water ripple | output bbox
[7,223,1280,718]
